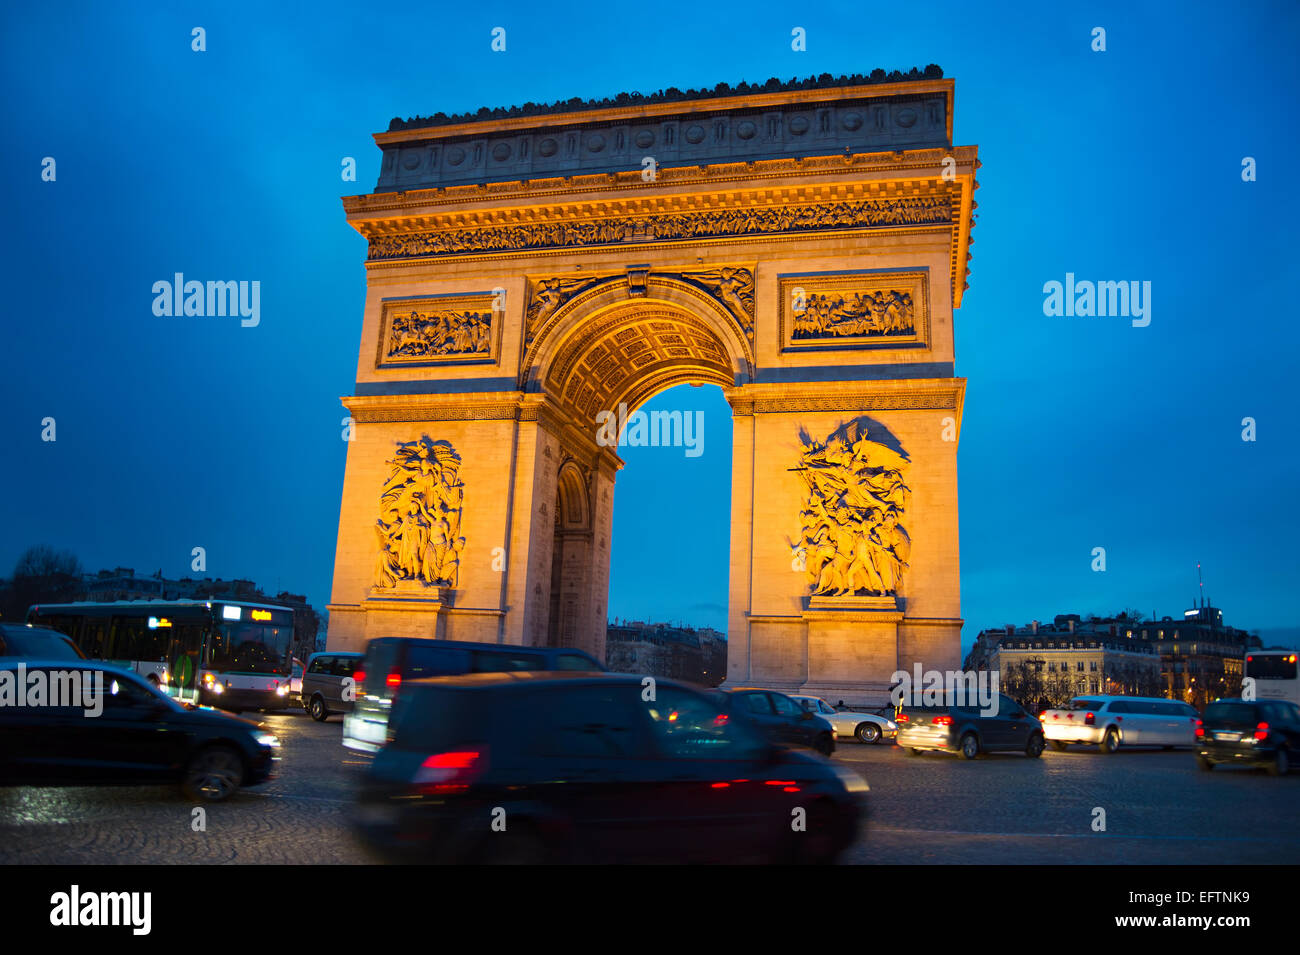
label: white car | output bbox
[791,695,898,744]
[1039,695,1200,753]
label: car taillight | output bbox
[1084,712,1095,726]
[932,715,953,726]
[386,671,401,689]
[896,714,909,723]
[414,748,487,794]
[1195,719,1204,738]
[353,669,365,686]
[1254,722,1269,741]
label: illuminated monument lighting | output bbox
[327,69,978,703]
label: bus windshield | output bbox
[206,622,293,675]
[1245,654,1297,681]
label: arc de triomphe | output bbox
[326,69,977,703]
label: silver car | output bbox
[791,695,898,744]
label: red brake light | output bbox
[1084,712,1095,726]
[415,749,487,793]
[386,671,401,688]
[1254,722,1269,741]
[353,669,365,685]
[896,714,909,723]
[1195,719,1204,738]
[932,715,953,726]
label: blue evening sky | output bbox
[2,1,1297,650]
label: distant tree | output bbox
[1,545,83,621]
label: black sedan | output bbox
[1197,698,1300,775]
[353,672,867,864]
[0,660,280,801]
[713,686,837,755]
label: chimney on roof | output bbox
[1068,619,1075,633]
[1031,620,1039,634]
[1005,625,1014,637]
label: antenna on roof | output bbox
[1197,562,1204,608]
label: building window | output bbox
[1048,662,1056,672]
[1076,662,1084,672]
[1090,661,1098,672]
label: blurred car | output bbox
[302,651,364,721]
[1039,695,1200,752]
[353,671,867,863]
[1196,698,1300,775]
[343,638,604,753]
[715,687,835,755]
[0,623,85,660]
[289,657,304,704]
[791,694,897,744]
[0,660,279,801]
[895,694,1044,759]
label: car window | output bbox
[1108,700,1130,714]
[554,652,597,671]
[525,685,648,758]
[308,656,331,674]
[332,656,358,677]
[0,628,85,660]
[999,695,1022,716]
[769,693,799,716]
[404,646,471,678]
[737,692,773,715]
[645,687,766,760]
[471,649,544,672]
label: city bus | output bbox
[1244,649,1300,706]
[26,600,296,712]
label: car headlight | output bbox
[885,721,898,731]
[276,685,289,696]
[252,732,280,748]
[210,682,224,694]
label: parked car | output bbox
[302,651,364,722]
[343,638,604,753]
[289,657,304,704]
[714,687,835,755]
[353,672,868,863]
[1197,698,1300,775]
[0,660,279,801]
[895,694,1045,759]
[1039,696,1200,753]
[0,623,85,660]
[791,694,897,744]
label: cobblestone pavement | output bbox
[3,713,1297,864]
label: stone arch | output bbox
[548,457,594,647]
[520,273,755,419]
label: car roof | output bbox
[402,670,664,691]
[1071,695,1192,704]
[307,650,363,658]
[0,623,70,636]
[0,658,134,673]
[368,637,596,656]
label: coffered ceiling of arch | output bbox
[544,306,734,423]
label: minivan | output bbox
[1039,695,1200,752]
[301,651,365,721]
[342,638,604,753]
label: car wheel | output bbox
[1051,740,1069,751]
[814,733,834,756]
[907,747,924,757]
[310,696,330,722]
[1197,756,1215,772]
[855,722,881,744]
[1267,748,1289,777]
[960,733,979,760]
[182,746,245,802]
[1025,733,1045,758]
[1099,728,1120,754]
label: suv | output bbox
[342,638,604,753]
[301,651,365,722]
[1039,695,1200,752]
[1197,698,1300,775]
[353,672,868,864]
[895,693,1045,759]
[0,623,85,660]
[715,687,836,755]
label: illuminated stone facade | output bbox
[327,72,978,703]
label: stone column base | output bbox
[362,583,453,641]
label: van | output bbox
[1039,695,1200,752]
[301,651,365,721]
[341,638,604,753]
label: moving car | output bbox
[353,672,868,863]
[343,638,604,753]
[791,694,897,744]
[895,694,1044,759]
[1039,695,1200,753]
[0,623,85,660]
[0,660,279,801]
[1196,698,1300,775]
[301,651,364,721]
[715,687,836,755]
[289,657,304,704]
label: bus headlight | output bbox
[209,683,224,694]
[275,685,289,696]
